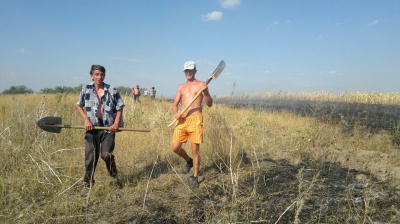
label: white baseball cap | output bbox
[183,61,196,70]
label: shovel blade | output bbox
[210,60,226,80]
[205,60,226,85]
[36,116,63,133]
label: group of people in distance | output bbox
[130,85,157,103]
[75,61,211,196]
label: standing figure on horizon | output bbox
[133,85,141,103]
[149,86,156,100]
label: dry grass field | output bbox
[0,92,399,223]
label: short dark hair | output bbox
[90,65,106,75]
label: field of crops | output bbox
[0,92,399,223]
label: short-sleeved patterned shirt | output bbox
[76,82,125,127]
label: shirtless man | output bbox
[171,61,213,188]
[133,85,141,103]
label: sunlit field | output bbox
[0,92,399,223]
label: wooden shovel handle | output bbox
[45,124,150,132]
[167,87,206,127]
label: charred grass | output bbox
[0,92,399,223]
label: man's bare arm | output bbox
[201,84,213,107]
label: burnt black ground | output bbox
[216,98,400,134]
[117,157,399,223]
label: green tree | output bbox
[73,85,83,93]
[40,85,82,94]
[116,86,132,96]
[2,85,34,94]
[38,85,130,95]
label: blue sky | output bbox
[1,0,399,97]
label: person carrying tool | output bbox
[171,61,213,188]
[76,64,125,197]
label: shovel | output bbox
[36,116,151,133]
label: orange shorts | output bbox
[172,113,203,144]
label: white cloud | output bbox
[327,70,341,77]
[368,19,379,26]
[219,0,241,8]
[272,20,290,26]
[18,48,31,54]
[110,56,141,62]
[202,11,223,21]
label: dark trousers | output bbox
[134,94,141,103]
[84,130,118,184]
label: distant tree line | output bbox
[40,86,83,94]
[1,85,132,95]
[1,85,34,94]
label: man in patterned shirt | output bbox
[76,64,125,197]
